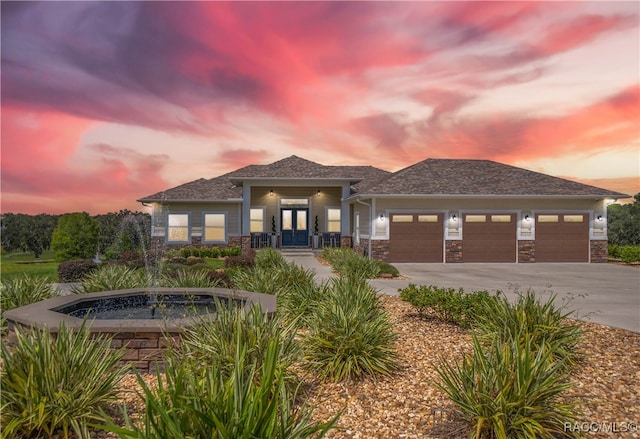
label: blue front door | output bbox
[280,208,309,247]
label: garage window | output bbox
[418,215,438,222]
[491,215,512,223]
[538,215,559,223]
[564,215,584,222]
[392,215,414,223]
[465,215,486,222]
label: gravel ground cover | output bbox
[106,295,640,439]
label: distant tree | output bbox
[0,213,58,257]
[94,210,151,260]
[607,193,640,246]
[51,212,99,261]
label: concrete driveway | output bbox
[371,263,640,333]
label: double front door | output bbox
[280,208,309,247]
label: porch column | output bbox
[241,184,251,236]
[341,184,351,236]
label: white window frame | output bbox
[326,207,341,233]
[166,213,191,243]
[250,207,266,233]
[203,212,227,243]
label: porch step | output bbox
[278,248,320,257]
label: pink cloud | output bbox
[1,107,171,214]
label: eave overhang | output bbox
[347,193,630,201]
[228,177,363,186]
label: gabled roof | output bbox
[354,158,629,198]
[138,175,242,202]
[138,156,390,202]
[228,155,389,183]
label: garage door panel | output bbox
[463,213,516,262]
[535,214,588,262]
[390,213,443,262]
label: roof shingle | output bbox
[355,159,629,198]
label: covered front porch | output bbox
[232,178,354,253]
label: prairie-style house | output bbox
[138,156,628,263]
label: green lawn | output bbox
[1,251,226,283]
[1,251,58,281]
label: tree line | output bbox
[1,194,638,262]
[1,210,151,261]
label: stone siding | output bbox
[353,238,369,258]
[109,331,181,373]
[590,240,608,263]
[371,239,390,262]
[518,240,535,263]
[445,240,463,263]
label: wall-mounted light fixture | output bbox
[524,214,530,222]
[316,189,321,197]
[596,215,603,222]
[269,189,274,197]
[451,214,457,222]
[379,213,385,221]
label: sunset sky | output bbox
[1,1,639,215]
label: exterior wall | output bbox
[151,201,241,240]
[590,240,608,263]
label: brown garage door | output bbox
[535,213,589,262]
[463,213,516,262]
[389,213,443,262]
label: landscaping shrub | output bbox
[103,311,337,438]
[220,246,242,257]
[321,248,380,280]
[302,277,398,381]
[224,252,255,269]
[399,284,496,328]
[57,258,98,282]
[608,244,640,263]
[0,273,58,311]
[436,333,581,439]
[163,268,221,288]
[474,289,584,369]
[117,250,146,269]
[71,264,147,293]
[1,322,126,439]
[376,261,399,277]
[186,255,205,265]
[620,245,640,263]
[179,303,299,386]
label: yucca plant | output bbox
[101,324,339,438]
[277,281,326,327]
[71,264,147,293]
[1,321,126,439]
[321,248,380,280]
[302,277,398,381]
[231,255,317,299]
[0,273,58,310]
[162,268,221,287]
[475,289,583,368]
[178,302,300,387]
[436,332,581,439]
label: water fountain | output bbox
[4,212,275,372]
